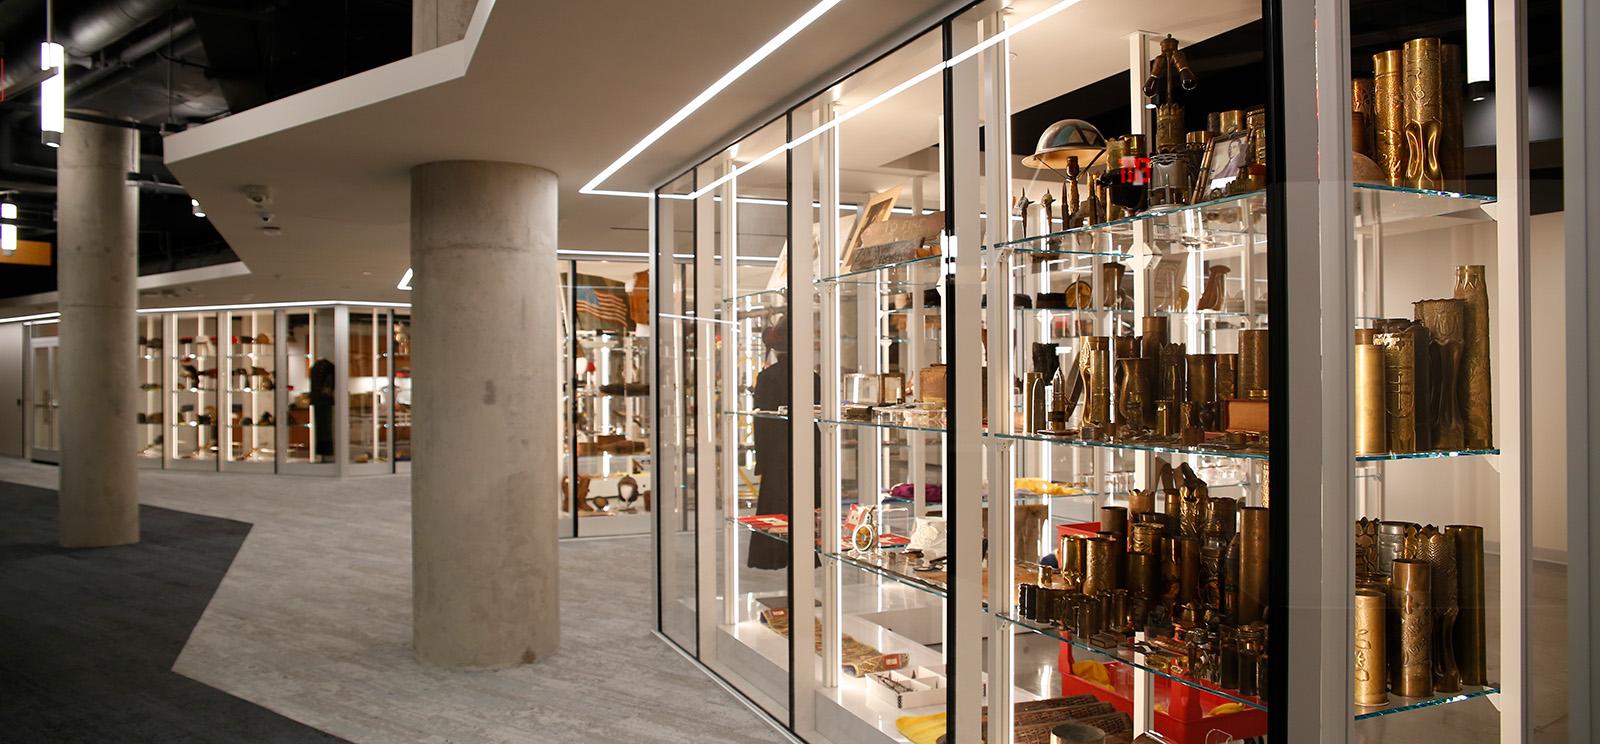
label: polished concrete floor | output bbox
[0,457,1571,742]
[0,459,785,744]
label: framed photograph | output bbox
[839,185,902,270]
[1191,130,1254,203]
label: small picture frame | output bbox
[1191,130,1255,203]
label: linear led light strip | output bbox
[588,0,1083,200]
[684,0,1086,201]
[580,0,847,198]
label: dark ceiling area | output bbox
[0,0,409,300]
[1009,0,1565,213]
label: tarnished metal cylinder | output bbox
[1060,534,1088,592]
[1447,524,1487,686]
[1440,43,1465,190]
[1239,330,1269,400]
[1352,78,1376,159]
[1373,50,1406,186]
[1355,343,1388,455]
[1355,588,1388,707]
[1128,489,1156,518]
[1389,558,1433,697]
[1416,298,1467,451]
[1081,336,1112,429]
[1237,507,1269,625]
[1176,536,1201,607]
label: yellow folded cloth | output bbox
[895,712,947,744]
[1071,659,1113,690]
[1208,702,1247,716]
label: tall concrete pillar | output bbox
[56,118,139,548]
[410,161,559,668]
[413,0,480,54]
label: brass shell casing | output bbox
[1377,520,1419,576]
[1355,588,1389,707]
[1081,336,1112,428]
[1156,102,1186,154]
[1373,50,1406,186]
[1416,298,1467,451]
[1214,353,1238,400]
[1455,265,1493,449]
[1204,497,1238,542]
[1420,526,1461,692]
[1129,522,1162,555]
[1246,105,1267,168]
[1389,558,1433,697]
[1237,506,1269,625]
[1355,344,1388,455]
[1377,328,1424,454]
[1352,78,1376,159]
[1447,524,1487,686]
[1218,109,1245,135]
[1355,517,1382,579]
[1117,357,1151,431]
[1084,535,1118,596]
[1239,330,1270,400]
[1402,38,1445,190]
[1128,553,1159,599]
[1440,43,1465,190]
[1176,536,1201,606]
[1099,506,1129,540]
[1060,535,1089,592]
[1187,353,1217,404]
[1158,343,1188,403]
[1128,489,1157,518]
[1142,315,1170,350]
[1355,327,1378,346]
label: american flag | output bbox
[574,274,632,331]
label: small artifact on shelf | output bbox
[1354,588,1389,706]
[1455,265,1493,448]
[1447,524,1488,686]
[1373,49,1407,186]
[1415,298,1467,450]
[1354,341,1388,455]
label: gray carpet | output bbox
[0,481,345,743]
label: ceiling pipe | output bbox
[67,16,197,96]
[0,0,182,100]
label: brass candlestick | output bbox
[1447,524,1487,686]
[1455,266,1493,449]
[1402,38,1445,190]
[1355,588,1389,707]
[1373,50,1406,186]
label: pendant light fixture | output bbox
[41,0,64,147]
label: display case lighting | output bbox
[1466,0,1489,83]
[1,202,16,255]
[40,42,64,148]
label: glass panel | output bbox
[30,340,57,454]
[794,25,951,742]
[984,1,1270,740]
[170,312,219,463]
[348,308,391,466]
[1346,2,1510,730]
[707,115,792,720]
[137,314,164,460]
[570,259,653,536]
[393,313,413,463]
[656,171,698,652]
[284,307,336,464]
[224,310,276,464]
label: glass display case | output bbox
[137,313,164,467]
[650,1,1533,742]
[393,312,413,472]
[222,309,275,472]
[283,307,337,473]
[347,306,394,474]
[561,261,654,537]
[26,321,60,464]
[170,311,220,468]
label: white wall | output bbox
[1373,210,1566,561]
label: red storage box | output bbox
[1056,640,1266,744]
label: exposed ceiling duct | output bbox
[0,0,183,100]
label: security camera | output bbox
[257,212,276,224]
[242,185,273,208]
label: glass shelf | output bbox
[720,287,788,307]
[1353,684,1499,720]
[1352,182,1495,226]
[819,549,948,599]
[1355,448,1500,462]
[727,516,790,543]
[723,409,791,421]
[988,430,1268,461]
[819,415,945,436]
[990,190,1264,252]
[816,254,942,287]
[992,610,1268,712]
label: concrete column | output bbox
[56,118,139,548]
[413,0,480,54]
[410,161,559,668]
